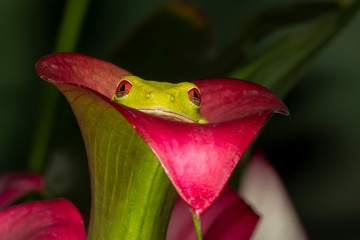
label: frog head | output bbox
[112,76,207,123]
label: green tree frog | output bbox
[112,76,208,123]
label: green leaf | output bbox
[109,2,213,82]
[57,84,177,239]
[227,0,360,98]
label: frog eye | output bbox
[116,80,132,98]
[188,88,201,106]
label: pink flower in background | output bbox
[0,172,85,239]
[167,186,259,240]
[0,172,44,209]
[0,198,86,240]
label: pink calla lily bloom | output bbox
[36,53,288,217]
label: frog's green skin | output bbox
[112,76,208,123]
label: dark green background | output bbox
[0,0,359,238]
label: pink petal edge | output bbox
[0,198,86,240]
[0,172,44,209]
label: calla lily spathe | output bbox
[36,53,288,217]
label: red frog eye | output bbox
[116,80,132,98]
[188,88,201,106]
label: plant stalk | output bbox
[28,0,90,172]
[192,210,203,240]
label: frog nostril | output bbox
[147,93,151,98]
[170,95,174,101]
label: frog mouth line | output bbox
[138,109,196,123]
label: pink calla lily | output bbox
[0,172,44,209]
[167,186,259,240]
[36,52,288,217]
[0,198,86,240]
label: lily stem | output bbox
[27,0,90,172]
[191,209,203,240]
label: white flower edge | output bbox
[239,151,308,240]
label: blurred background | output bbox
[0,0,359,239]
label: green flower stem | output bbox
[192,210,203,240]
[27,86,61,172]
[28,0,90,172]
[87,157,177,239]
